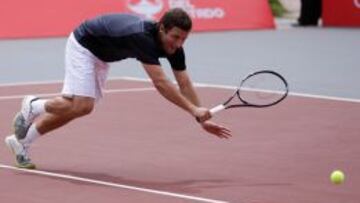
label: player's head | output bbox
[158,8,192,54]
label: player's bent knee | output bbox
[77,105,94,116]
[71,102,94,117]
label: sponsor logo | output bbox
[355,0,360,8]
[127,0,164,19]
[169,0,225,19]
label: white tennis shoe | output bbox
[5,135,36,169]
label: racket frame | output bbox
[212,70,289,113]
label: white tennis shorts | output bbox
[62,33,109,101]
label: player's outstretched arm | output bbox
[173,70,200,106]
[142,64,210,120]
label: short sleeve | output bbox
[136,54,161,65]
[167,47,186,71]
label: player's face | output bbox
[159,26,189,54]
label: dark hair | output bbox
[159,8,192,32]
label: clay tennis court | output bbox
[0,78,359,203]
[1,1,360,200]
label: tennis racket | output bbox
[208,70,289,116]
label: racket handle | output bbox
[209,104,226,115]
[195,104,225,122]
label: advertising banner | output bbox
[0,0,274,38]
[323,0,360,27]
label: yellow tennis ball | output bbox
[330,170,345,185]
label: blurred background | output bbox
[0,0,359,99]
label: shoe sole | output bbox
[12,96,38,140]
[5,137,16,154]
[12,112,29,140]
[4,137,36,169]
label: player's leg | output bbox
[5,32,107,169]
[5,95,94,169]
[35,95,95,135]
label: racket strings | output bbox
[239,72,288,106]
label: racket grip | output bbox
[209,104,226,115]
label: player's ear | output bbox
[159,24,165,33]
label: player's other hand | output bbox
[201,120,232,139]
[193,107,211,122]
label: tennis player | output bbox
[5,8,232,169]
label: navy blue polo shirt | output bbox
[73,13,186,71]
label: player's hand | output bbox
[201,120,232,139]
[193,107,211,122]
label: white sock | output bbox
[31,99,47,117]
[19,123,41,147]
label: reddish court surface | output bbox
[1,79,360,203]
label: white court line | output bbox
[0,79,64,87]
[0,77,149,87]
[0,77,359,103]
[195,83,360,104]
[0,87,155,101]
[114,77,360,103]
[0,164,228,203]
